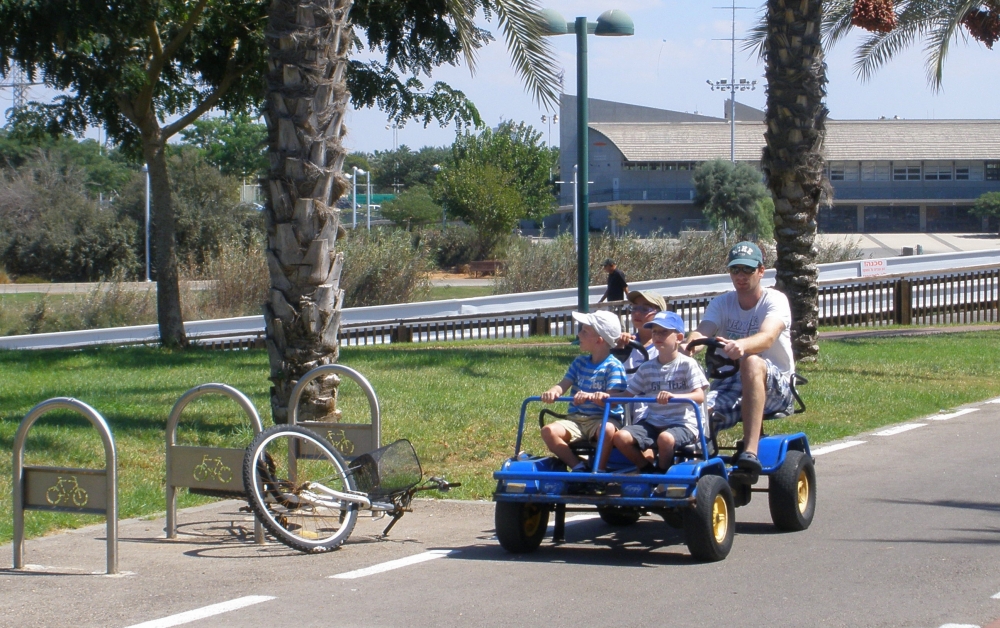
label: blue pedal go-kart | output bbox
[492,338,815,562]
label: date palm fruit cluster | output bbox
[851,0,897,33]
[961,6,1000,48]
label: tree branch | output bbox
[161,58,249,139]
[138,0,211,117]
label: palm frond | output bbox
[444,0,482,74]
[483,0,561,109]
[823,0,858,48]
[853,0,938,81]
[921,0,982,89]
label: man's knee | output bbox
[740,354,767,378]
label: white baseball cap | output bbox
[571,310,622,347]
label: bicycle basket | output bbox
[348,439,422,498]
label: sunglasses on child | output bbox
[626,305,658,315]
[729,265,760,276]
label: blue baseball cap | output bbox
[643,310,686,334]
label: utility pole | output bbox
[706,0,756,163]
[0,66,42,113]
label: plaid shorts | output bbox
[705,359,795,430]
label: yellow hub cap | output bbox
[712,494,729,543]
[523,506,542,536]
[797,470,810,514]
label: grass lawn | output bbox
[2,330,1000,544]
[426,285,494,301]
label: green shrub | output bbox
[188,236,269,318]
[13,275,48,284]
[416,224,491,268]
[339,228,432,306]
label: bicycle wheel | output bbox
[243,424,359,553]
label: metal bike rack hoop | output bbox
[13,397,118,575]
[165,383,264,543]
[288,364,381,459]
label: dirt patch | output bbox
[426,270,478,280]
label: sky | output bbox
[1,0,996,155]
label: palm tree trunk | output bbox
[262,0,353,422]
[761,0,829,361]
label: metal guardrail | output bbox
[165,384,265,543]
[13,398,118,574]
[1,249,998,351]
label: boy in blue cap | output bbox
[595,310,709,473]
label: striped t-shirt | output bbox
[564,354,627,419]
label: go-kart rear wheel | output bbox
[768,450,816,531]
[495,501,549,553]
[683,475,734,562]
[597,506,641,526]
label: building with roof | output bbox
[554,95,1000,235]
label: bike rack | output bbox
[288,364,381,462]
[165,384,264,544]
[13,398,118,575]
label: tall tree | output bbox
[0,0,268,346]
[761,0,829,361]
[692,159,771,240]
[261,1,560,422]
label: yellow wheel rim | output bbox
[712,494,729,543]
[523,506,543,536]
[797,469,810,514]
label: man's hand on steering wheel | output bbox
[717,337,745,361]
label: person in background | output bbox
[598,259,628,303]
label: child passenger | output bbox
[600,311,709,473]
[540,310,627,473]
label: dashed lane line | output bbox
[330,549,459,579]
[927,408,980,421]
[124,595,275,628]
[811,441,866,456]
[873,423,927,436]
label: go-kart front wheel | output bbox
[495,501,549,553]
[768,450,816,531]
[683,475,734,562]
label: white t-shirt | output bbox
[627,353,709,436]
[701,288,794,376]
[623,342,658,420]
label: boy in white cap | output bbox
[540,310,628,473]
[597,311,708,473]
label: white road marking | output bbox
[986,397,1000,404]
[330,549,459,579]
[873,423,926,436]
[812,441,866,456]
[927,408,979,421]
[992,590,1000,599]
[938,624,979,628]
[124,596,275,628]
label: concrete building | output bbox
[553,95,1000,235]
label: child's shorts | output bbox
[621,423,695,451]
[550,413,622,442]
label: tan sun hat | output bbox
[626,290,667,312]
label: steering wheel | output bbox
[686,337,740,380]
[611,338,649,374]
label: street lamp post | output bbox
[141,164,151,282]
[541,113,558,146]
[540,8,634,313]
[385,123,402,194]
[351,167,365,229]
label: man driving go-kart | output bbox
[683,241,796,480]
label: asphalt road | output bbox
[3,398,1000,628]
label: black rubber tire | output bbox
[243,424,358,553]
[683,474,735,562]
[495,501,549,553]
[768,450,816,531]
[598,506,641,526]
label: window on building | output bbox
[864,206,920,232]
[893,162,921,181]
[986,161,1000,181]
[923,161,953,181]
[819,206,858,233]
[844,162,859,181]
[829,162,845,181]
[926,205,981,232]
[955,161,970,180]
[862,161,890,181]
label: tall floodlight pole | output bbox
[540,8,634,313]
[707,0,756,163]
[366,170,372,231]
[352,167,364,229]
[141,164,151,282]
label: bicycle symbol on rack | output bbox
[326,429,355,456]
[45,476,89,507]
[192,455,233,483]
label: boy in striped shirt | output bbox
[540,310,628,472]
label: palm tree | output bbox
[825,0,1000,89]
[761,0,829,361]
[261,0,559,422]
